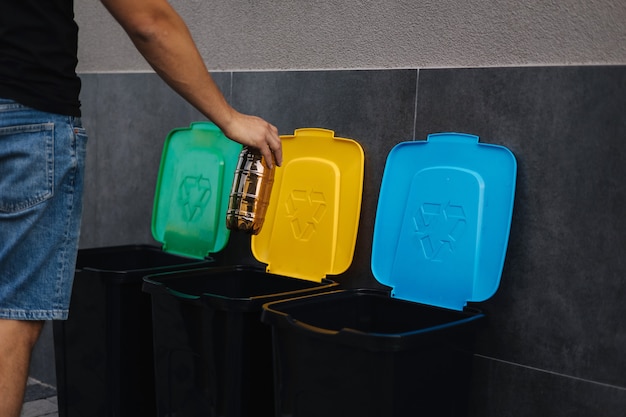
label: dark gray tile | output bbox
[76,73,99,247]
[77,72,230,248]
[469,355,626,417]
[416,67,626,387]
[231,70,418,287]
[23,378,57,402]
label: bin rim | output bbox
[76,244,213,280]
[142,264,339,312]
[261,288,485,352]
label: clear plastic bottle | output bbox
[226,146,275,234]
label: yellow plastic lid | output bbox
[251,128,364,282]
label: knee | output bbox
[0,319,44,352]
[22,320,45,348]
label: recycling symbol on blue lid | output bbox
[413,201,467,262]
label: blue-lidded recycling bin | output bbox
[262,133,517,417]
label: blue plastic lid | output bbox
[371,133,517,310]
[152,122,242,259]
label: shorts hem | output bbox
[0,309,69,321]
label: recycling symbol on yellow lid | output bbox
[285,189,328,241]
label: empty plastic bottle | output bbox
[226,146,275,234]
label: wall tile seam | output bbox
[75,62,626,75]
[91,74,102,245]
[412,68,419,141]
[475,354,626,392]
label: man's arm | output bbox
[100,0,282,167]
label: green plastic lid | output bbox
[151,122,242,259]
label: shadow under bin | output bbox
[53,245,212,417]
[53,122,243,417]
[262,133,518,417]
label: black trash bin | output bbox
[262,133,518,417]
[53,122,243,417]
[143,265,339,417]
[262,288,484,417]
[144,128,365,417]
[53,245,212,417]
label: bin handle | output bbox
[288,317,371,339]
[287,317,339,336]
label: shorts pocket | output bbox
[0,123,54,213]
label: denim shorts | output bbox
[0,98,88,320]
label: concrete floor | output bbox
[21,379,58,417]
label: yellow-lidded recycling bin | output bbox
[143,128,365,417]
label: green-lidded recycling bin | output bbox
[261,133,517,417]
[53,245,212,417]
[142,128,365,417]
[53,122,242,417]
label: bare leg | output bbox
[0,319,44,417]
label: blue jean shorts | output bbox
[0,98,88,320]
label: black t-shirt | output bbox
[0,0,81,116]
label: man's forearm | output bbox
[99,0,283,166]
[100,0,235,130]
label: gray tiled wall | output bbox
[33,66,626,416]
[414,66,626,416]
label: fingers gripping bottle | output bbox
[226,146,275,234]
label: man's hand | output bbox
[222,113,282,168]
